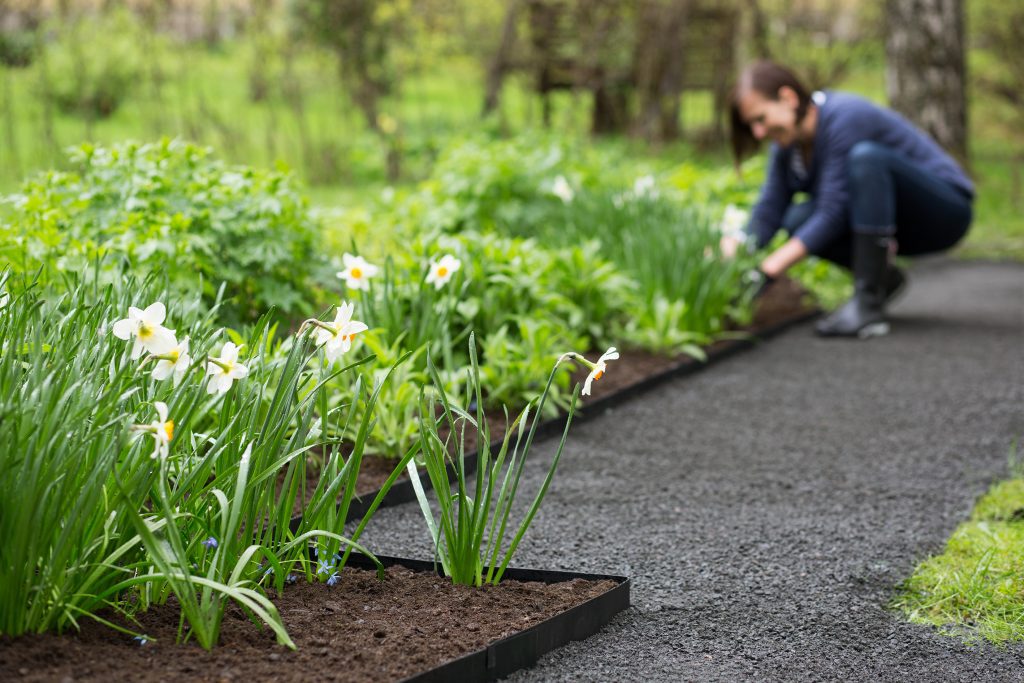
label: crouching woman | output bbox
[721,60,974,338]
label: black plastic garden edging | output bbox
[342,553,631,683]
[290,301,820,530]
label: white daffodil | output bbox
[550,175,575,203]
[633,175,658,198]
[336,253,380,291]
[112,302,177,360]
[581,347,619,396]
[131,401,174,460]
[425,254,461,290]
[719,204,749,236]
[206,341,249,395]
[150,336,191,382]
[308,301,368,364]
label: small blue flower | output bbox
[317,558,334,576]
[202,537,218,549]
[263,566,274,577]
[133,636,148,646]
[326,572,340,586]
[285,574,297,585]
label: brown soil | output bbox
[0,566,616,683]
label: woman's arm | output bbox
[742,147,794,248]
[759,235,808,277]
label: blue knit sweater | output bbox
[745,91,974,253]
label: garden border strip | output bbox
[565,302,821,424]
[290,291,820,530]
[340,553,631,683]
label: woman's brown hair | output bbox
[729,61,812,168]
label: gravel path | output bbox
[360,259,1024,682]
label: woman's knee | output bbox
[847,141,890,184]
[782,201,815,231]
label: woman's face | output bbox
[736,86,801,147]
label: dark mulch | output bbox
[0,566,616,683]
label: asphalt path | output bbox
[360,259,1024,682]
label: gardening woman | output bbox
[720,60,975,338]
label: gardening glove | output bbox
[744,267,776,300]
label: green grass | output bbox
[894,473,1024,645]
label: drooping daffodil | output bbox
[206,341,249,395]
[336,253,379,291]
[131,401,174,459]
[633,175,658,199]
[719,204,749,236]
[149,336,191,382]
[303,301,368,364]
[550,175,575,203]
[560,347,619,397]
[425,254,461,290]
[112,302,177,360]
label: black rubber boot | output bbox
[815,234,892,338]
[884,264,907,304]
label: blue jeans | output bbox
[784,141,973,268]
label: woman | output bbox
[721,61,974,338]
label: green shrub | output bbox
[40,9,146,119]
[0,139,332,325]
[0,28,35,68]
[424,134,634,234]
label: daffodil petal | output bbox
[112,318,134,340]
[142,302,166,325]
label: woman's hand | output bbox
[720,234,743,259]
[759,236,808,277]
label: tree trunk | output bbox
[744,0,771,60]
[632,0,690,143]
[592,81,629,135]
[885,0,968,164]
[482,0,522,116]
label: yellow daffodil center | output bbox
[168,349,180,362]
[138,321,154,340]
[210,357,234,373]
[163,420,174,441]
[437,266,449,278]
[351,267,363,279]
[594,370,604,381]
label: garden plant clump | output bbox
[0,139,332,326]
[0,269,419,648]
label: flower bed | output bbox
[0,556,628,683]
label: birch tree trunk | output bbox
[884,0,968,164]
